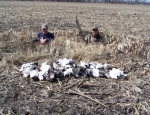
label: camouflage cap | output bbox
[42,24,48,29]
[92,26,98,31]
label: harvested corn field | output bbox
[0,1,150,115]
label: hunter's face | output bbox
[42,28,48,33]
[92,30,98,37]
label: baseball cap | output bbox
[92,26,98,31]
[42,24,48,29]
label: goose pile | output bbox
[19,58,127,81]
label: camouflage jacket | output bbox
[85,33,104,43]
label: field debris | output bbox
[19,58,127,81]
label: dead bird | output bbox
[78,61,88,68]
[58,58,73,67]
[109,68,127,79]
[30,69,39,78]
[19,62,38,77]
[19,58,127,81]
[90,68,100,78]
[19,62,38,72]
[38,61,52,81]
[63,68,73,77]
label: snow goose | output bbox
[38,61,51,80]
[72,67,85,77]
[96,63,104,69]
[45,71,55,81]
[58,58,73,67]
[89,63,95,69]
[64,64,72,69]
[63,68,73,77]
[19,62,38,72]
[90,68,100,77]
[72,69,80,77]
[19,62,38,77]
[109,68,127,79]
[88,61,97,69]
[52,62,60,70]
[30,69,39,78]
[79,61,88,68]
[38,71,45,80]
[84,68,91,77]
[40,61,51,72]
[19,62,32,72]
[22,67,31,77]
[38,70,55,81]
[71,61,88,77]
[103,63,112,71]
[54,70,64,78]
[98,70,111,79]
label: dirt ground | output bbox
[0,1,150,115]
[0,1,150,37]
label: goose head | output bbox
[103,63,112,71]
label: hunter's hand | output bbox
[40,37,46,44]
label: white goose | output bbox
[52,62,60,70]
[19,62,32,72]
[109,68,126,79]
[64,64,72,69]
[20,62,38,77]
[79,61,88,68]
[45,72,55,81]
[30,69,39,78]
[91,68,100,77]
[63,68,73,77]
[88,61,96,69]
[103,63,111,69]
[58,58,72,67]
[22,67,31,77]
[38,71,44,80]
[96,63,104,69]
[38,61,51,80]
[40,61,50,72]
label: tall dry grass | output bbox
[0,28,147,70]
